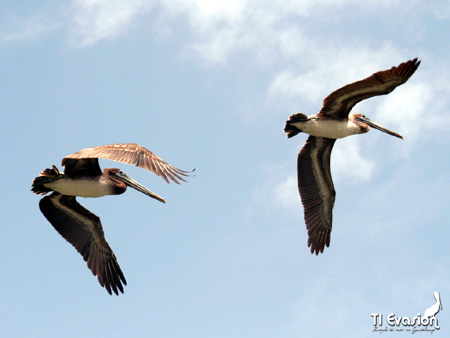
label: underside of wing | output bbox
[297,136,336,254]
[320,58,420,118]
[63,143,191,184]
[39,193,127,295]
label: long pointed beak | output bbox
[112,171,166,203]
[356,116,403,139]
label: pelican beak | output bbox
[356,116,403,139]
[112,171,166,203]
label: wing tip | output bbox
[307,231,331,255]
[397,58,421,80]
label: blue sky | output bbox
[1,1,450,337]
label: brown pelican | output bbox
[32,143,192,295]
[284,59,420,255]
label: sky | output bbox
[1,1,450,337]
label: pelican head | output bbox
[352,114,403,139]
[107,168,166,203]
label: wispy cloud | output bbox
[69,0,153,47]
[250,137,375,215]
[376,78,450,141]
[0,17,57,43]
[158,0,401,64]
[267,44,404,108]
[332,138,375,181]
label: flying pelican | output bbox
[32,143,192,295]
[284,58,420,255]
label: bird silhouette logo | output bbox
[423,292,443,320]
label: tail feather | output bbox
[284,113,308,138]
[31,165,61,195]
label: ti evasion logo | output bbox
[371,292,442,334]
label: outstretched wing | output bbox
[63,143,191,184]
[297,136,336,255]
[39,193,127,295]
[320,58,420,118]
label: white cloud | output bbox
[246,161,300,219]
[268,69,325,105]
[106,0,394,65]
[331,138,375,182]
[429,1,450,20]
[248,135,374,218]
[267,44,404,106]
[69,0,152,47]
[0,18,57,43]
[274,174,299,210]
[157,0,402,65]
[376,80,450,141]
[189,0,245,24]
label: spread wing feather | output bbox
[319,58,420,118]
[39,193,126,295]
[63,143,192,184]
[297,136,336,254]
